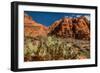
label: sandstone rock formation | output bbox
[49,16,90,40]
[24,13,48,38]
[24,13,90,40]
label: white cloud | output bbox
[84,15,90,21]
[24,13,29,16]
[64,16,69,18]
[76,15,82,17]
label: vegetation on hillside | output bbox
[24,36,90,61]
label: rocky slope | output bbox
[49,16,90,40]
[24,13,48,38]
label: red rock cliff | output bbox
[24,14,48,38]
[49,16,90,40]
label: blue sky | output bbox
[25,11,90,27]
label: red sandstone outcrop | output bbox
[24,13,90,40]
[24,14,48,38]
[49,16,90,40]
